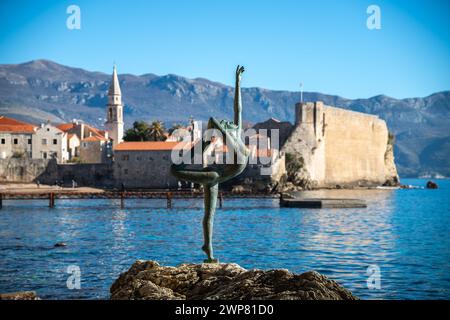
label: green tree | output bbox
[168,123,183,135]
[123,121,151,141]
[387,131,395,146]
[149,120,166,141]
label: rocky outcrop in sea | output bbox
[110,260,357,300]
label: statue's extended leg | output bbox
[202,183,219,263]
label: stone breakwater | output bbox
[110,260,357,300]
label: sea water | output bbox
[0,179,448,299]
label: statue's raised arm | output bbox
[234,65,244,130]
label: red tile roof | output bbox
[82,135,107,142]
[58,123,108,140]
[0,116,36,133]
[114,141,192,151]
[56,123,76,132]
[84,125,106,138]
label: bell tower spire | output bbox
[105,64,124,147]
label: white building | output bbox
[57,121,110,163]
[105,65,124,148]
[67,133,81,159]
[0,116,35,159]
[32,122,69,163]
[165,120,202,143]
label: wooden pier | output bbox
[0,190,278,209]
[0,191,368,210]
[280,197,367,208]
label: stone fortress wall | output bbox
[0,158,114,187]
[0,159,56,183]
[282,101,398,187]
[113,149,179,189]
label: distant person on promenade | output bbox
[72,180,77,189]
[36,180,40,189]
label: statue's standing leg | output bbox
[202,183,219,263]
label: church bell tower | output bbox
[105,65,124,147]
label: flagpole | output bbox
[300,82,303,103]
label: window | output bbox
[136,156,142,161]
[53,139,57,145]
[83,143,87,148]
[13,138,18,145]
[28,139,31,145]
[122,154,129,161]
[42,139,47,145]
[1,138,5,144]
[43,152,47,159]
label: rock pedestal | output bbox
[0,291,39,300]
[110,260,357,300]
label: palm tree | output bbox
[149,120,166,141]
[123,121,151,141]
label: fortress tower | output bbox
[295,101,324,137]
[105,65,124,147]
[285,100,398,187]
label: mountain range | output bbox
[0,59,449,177]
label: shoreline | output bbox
[0,183,106,194]
[0,179,436,194]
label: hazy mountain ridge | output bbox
[0,59,449,177]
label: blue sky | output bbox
[0,0,449,99]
